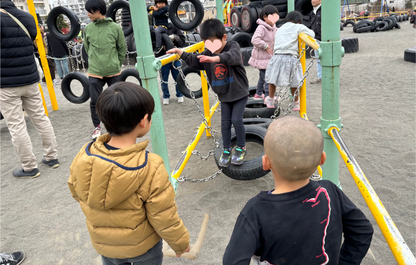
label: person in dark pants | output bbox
[36,24,57,83]
[155,24,185,105]
[83,0,126,139]
[147,0,169,54]
[308,0,322,84]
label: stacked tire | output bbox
[353,16,402,33]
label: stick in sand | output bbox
[162,213,209,260]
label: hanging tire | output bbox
[342,20,355,27]
[404,47,416,63]
[106,0,133,36]
[214,125,270,180]
[120,68,142,86]
[242,118,272,129]
[176,66,204,99]
[240,5,258,33]
[47,6,80,41]
[61,72,90,104]
[230,7,242,28]
[243,98,279,118]
[295,0,313,16]
[169,0,204,31]
[341,37,359,53]
[241,47,253,66]
[228,32,253,48]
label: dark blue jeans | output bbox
[161,61,183,99]
[256,69,269,97]
[221,96,248,149]
[101,240,163,265]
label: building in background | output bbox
[13,0,51,24]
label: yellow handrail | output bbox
[329,127,416,265]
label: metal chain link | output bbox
[177,169,222,183]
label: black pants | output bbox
[89,75,121,127]
[154,26,167,48]
[221,96,248,149]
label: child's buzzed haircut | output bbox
[200,18,226,40]
[285,10,303,24]
[96,82,155,136]
[264,116,323,181]
[85,0,106,15]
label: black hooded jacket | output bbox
[1,1,39,88]
[309,6,322,41]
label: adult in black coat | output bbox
[46,32,70,79]
[153,24,186,105]
[308,0,322,84]
[0,0,59,178]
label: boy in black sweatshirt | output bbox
[167,18,249,167]
[148,0,169,54]
[223,116,373,265]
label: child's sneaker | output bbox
[231,146,246,165]
[292,101,300,111]
[163,98,169,105]
[92,125,101,140]
[0,250,26,265]
[218,148,232,167]
[254,94,264,100]
[12,168,40,179]
[264,96,275,109]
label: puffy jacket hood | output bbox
[74,134,149,210]
[256,19,276,31]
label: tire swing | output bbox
[61,72,90,104]
[106,0,133,36]
[214,125,270,180]
[242,118,272,129]
[243,98,280,118]
[120,68,142,86]
[176,66,206,99]
[169,0,204,31]
[47,6,80,41]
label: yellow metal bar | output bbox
[171,100,220,179]
[329,127,416,265]
[38,84,49,116]
[159,42,205,66]
[299,33,319,51]
[298,40,308,120]
[27,0,59,111]
[197,46,212,138]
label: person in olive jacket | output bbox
[68,82,190,264]
[83,0,126,140]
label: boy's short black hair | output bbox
[96,82,155,136]
[285,11,303,24]
[155,0,168,5]
[259,5,279,21]
[200,19,226,40]
[85,0,106,15]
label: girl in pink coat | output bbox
[248,5,279,100]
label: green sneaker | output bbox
[219,148,232,167]
[231,146,246,165]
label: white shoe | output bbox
[264,96,275,109]
[163,98,169,105]
[92,126,101,139]
[177,97,184,103]
[292,101,300,111]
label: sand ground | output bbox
[1,22,415,264]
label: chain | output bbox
[310,174,322,181]
[177,169,222,183]
[272,47,316,118]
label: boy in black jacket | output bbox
[167,18,249,167]
[223,116,373,265]
[148,0,169,53]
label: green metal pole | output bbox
[288,0,295,12]
[216,0,224,23]
[318,0,344,188]
[129,1,177,191]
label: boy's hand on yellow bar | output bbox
[166,48,183,56]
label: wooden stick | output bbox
[163,213,209,260]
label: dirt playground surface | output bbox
[1,23,415,264]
